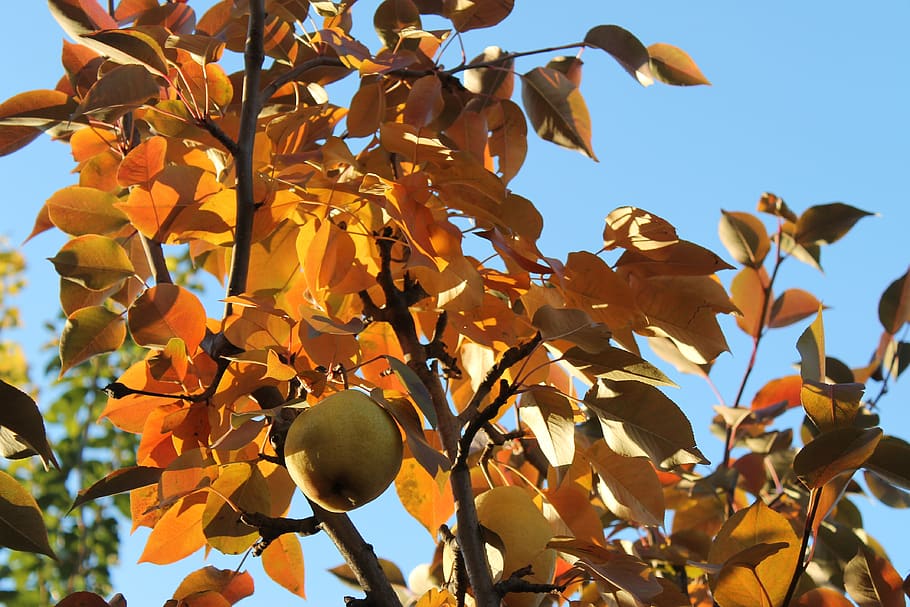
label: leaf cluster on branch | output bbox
[0,1,908,607]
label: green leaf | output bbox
[0,380,58,470]
[585,379,707,469]
[70,466,164,512]
[584,25,653,86]
[521,67,597,160]
[844,550,905,607]
[382,355,437,429]
[59,306,127,376]
[795,202,874,246]
[49,235,135,291]
[796,307,825,383]
[878,269,910,334]
[718,210,770,268]
[519,387,575,468]
[794,427,882,489]
[647,43,711,86]
[0,470,57,559]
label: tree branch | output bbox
[240,512,320,555]
[137,233,172,285]
[260,56,348,103]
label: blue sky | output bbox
[1,2,909,605]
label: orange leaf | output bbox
[751,375,802,410]
[585,25,653,86]
[844,550,905,607]
[792,588,854,607]
[117,135,167,187]
[262,534,307,598]
[202,462,270,554]
[647,43,711,86]
[521,67,597,160]
[128,283,207,351]
[394,455,455,537]
[46,186,130,236]
[769,289,823,329]
[138,493,207,564]
[173,567,255,605]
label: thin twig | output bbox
[782,487,821,607]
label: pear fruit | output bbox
[284,389,403,512]
[474,485,557,607]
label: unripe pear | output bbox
[284,390,403,512]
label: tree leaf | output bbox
[59,306,127,376]
[139,493,207,564]
[48,0,118,39]
[585,379,708,469]
[794,427,883,489]
[128,284,208,351]
[74,63,160,121]
[584,25,653,86]
[202,463,270,555]
[519,387,576,468]
[173,567,255,604]
[521,67,597,160]
[55,591,113,607]
[70,466,163,512]
[751,375,802,411]
[647,43,711,86]
[864,436,910,490]
[0,470,57,559]
[262,534,307,598]
[586,442,664,526]
[562,345,675,387]
[713,542,790,607]
[46,186,131,236]
[792,588,855,607]
[0,90,83,156]
[464,46,514,99]
[80,28,169,77]
[0,380,58,469]
[719,210,770,268]
[795,202,874,246]
[707,500,800,607]
[797,307,826,383]
[394,454,455,537]
[49,235,135,291]
[602,206,678,253]
[769,289,823,329]
[731,266,770,338]
[844,550,905,607]
[878,269,910,335]
[800,380,864,432]
[444,0,513,32]
[864,470,910,509]
[381,356,438,429]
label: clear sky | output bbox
[1,2,908,606]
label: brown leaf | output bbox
[864,435,910,490]
[173,567,255,605]
[74,64,160,121]
[59,306,127,376]
[586,442,665,526]
[584,25,653,86]
[373,0,421,47]
[603,206,678,253]
[0,90,83,156]
[801,380,864,432]
[719,210,770,268]
[48,0,118,39]
[756,192,798,223]
[71,466,162,512]
[0,380,58,469]
[792,588,855,607]
[795,202,874,246]
[347,80,385,137]
[794,427,883,489]
[521,67,597,160]
[844,550,905,607]
[81,28,169,76]
[519,387,576,468]
[879,269,910,335]
[769,289,823,329]
[55,592,112,607]
[647,43,710,86]
[444,0,513,32]
[797,307,826,383]
[464,46,514,99]
[562,345,675,387]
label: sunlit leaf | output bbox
[519,387,575,468]
[46,186,130,236]
[81,28,169,76]
[0,380,58,469]
[444,0,513,32]
[394,454,455,536]
[373,0,421,47]
[844,550,905,607]
[584,25,653,86]
[531,305,612,353]
[128,283,208,351]
[562,345,675,387]
[0,90,83,156]
[49,235,135,291]
[731,266,769,338]
[464,46,514,99]
[751,375,802,411]
[794,427,882,489]
[756,192,798,223]
[792,588,855,607]
[381,356,438,429]
[795,202,874,247]
[800,380,864,432]
[59,306,127,376]
[262,534,306,598]
[586,442,664,526]
[202,463,270,554]
[603,206,678,253]
[173,567,255,605]
[139,493,206,563]
[48,0,118,39]
[769,289,823,329]
[75,63,160,121]
[719,210,770,268]
[521,67,597,160]
[647,43,711,86]
[347,80,385,137]
[797,307,826,383]
[0,470,57,558]
[585,379,707,469]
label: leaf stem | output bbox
[443,42,584,77]
[782,487,821,606]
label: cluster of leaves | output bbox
[0,1,907,607]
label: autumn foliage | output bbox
[0,1,908,606]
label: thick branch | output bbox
[225,0,265,308]
[198,115,239,156]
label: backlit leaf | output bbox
[585,379,707,469]
[531,305,612,354]
[793,588,855,607]
[844,550,905,607]
[713,542,789,607]
[81,28,169,76]
[71,466,163,511]
[603,206,678,253]
[562,345,675,387]
[444,0,513,32]
[0,470,56,558]
[464,46,514,99]
[769,289,823,329]
[797,307,826,383]
[0,90,83,156]
[203,463,270,555]
[373,0,421,48]
[586,442,664,526]
[731,266,769,338]
[394,454,455,537]
[584,25,653,86]
[864,471,910,509]
[794,427,882,489]
[128,284,207,351]
[173,567,255,604]
[756,192,798,223]
[800,380,864,432]
[486,99,527,184]
[521,67,597,160]
[719,210,770,268]
[262,534,306,598]
[75,63,160,121]
[795,202,873,247]
[49,235,135,291]
[864,436,910,490]
[647,43,711,86]
[346,80,385,137]
[46,186,130,236]
[59,306,127,375]
[382,356,437,429]
[878,269,910,335]
[0,380,58,469]
[707,500,799,607]
[48,0,118,39]
[519,387,576,468]
[751,375,802,411]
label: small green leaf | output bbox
[0,470,57,559]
